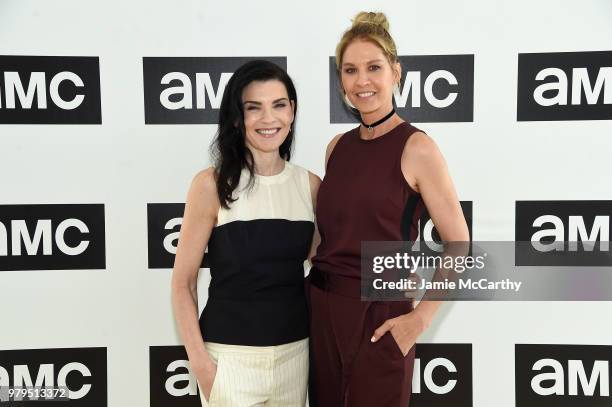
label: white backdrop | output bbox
[2,0,612,406]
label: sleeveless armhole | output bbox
[399,129,425,197]
[215,202,229,228]
[399,128,426,241]
[207,167,224,228]
[325,128,356,171]
[300,167,315,222]
[214,169,248,228]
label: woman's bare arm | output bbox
[170,167,220,398]
[372,132,469,353]
[402,132,470,330]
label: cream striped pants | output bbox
[198,338,308,407]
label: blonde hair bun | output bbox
[351,11,390,32]
[335,10,398,69]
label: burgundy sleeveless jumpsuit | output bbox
[309,121,425,407]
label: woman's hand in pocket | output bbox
[371,312,425,356]
[192,355,217,402]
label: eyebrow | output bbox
[243,98,289,105]
[342,59,384,67]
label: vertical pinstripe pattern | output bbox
[199,339,308,407]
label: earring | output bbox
[344,93,356,109]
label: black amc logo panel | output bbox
[0,204,106,271]
[411,343,473,407]
[0,55,101,124]
[0,347,107,407]
[515,200,612,266]
[516,344,612,407]
[329,54,474,123]
[517,51,612,121]
[150,346,200,407]
[147,203,208,269]
[143,56,286,124]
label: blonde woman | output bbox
[308,12,469,406]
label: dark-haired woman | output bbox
[171,60,319,407]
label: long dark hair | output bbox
[211,60,297,209]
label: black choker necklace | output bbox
[360,109,395,133]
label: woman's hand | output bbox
[192,356,217,402]
[371,311,426,356]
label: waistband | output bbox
[204,338,309,354]
[308,267,416,303]
[308,267,364,298]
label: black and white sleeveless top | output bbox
[199,161,314,346]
